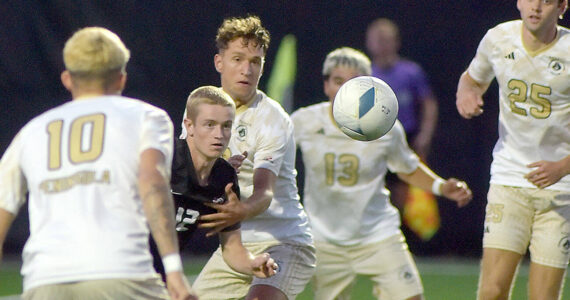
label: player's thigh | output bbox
[528,262,566,300]
[478,247,522,299]
[354,233,423,300]
[483,185,533,254]
[528,188,570,269]
[312,241,357,300]
[192,246,252,300]
[251,242,316,300]
[22,277,169,300]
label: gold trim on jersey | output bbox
[521,26,561,57]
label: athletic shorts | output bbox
[22,277,169,300]
[312,232,423,300]
[192,241,316,299]
[484,184,570,268]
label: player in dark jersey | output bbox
[151,86,277,280]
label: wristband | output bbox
[431,178,445,196]
[162,253,183,273]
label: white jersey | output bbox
[226,91,312,244]
[468,20,570,191]
[291,102,419,246]
[0,96,174,291]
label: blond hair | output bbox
[186,86,236,121]
[322,47,372,79]
[63,27,130,84]
[215,15,270,54]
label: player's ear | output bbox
[118,72,127,92]
[61,70,73,92]
[184,118,194,137]
[214,53,223,73]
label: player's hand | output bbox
[456,91,484,119]
[165,271,198,300]
[250,252,279,278]
[525,159,570,189]
[441,178,472,207]
[200,183,248,236]
[227,151,248,173]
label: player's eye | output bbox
[223,122,233,129]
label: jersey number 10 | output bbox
[46,113,106,170]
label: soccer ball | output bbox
[332,76,399,141]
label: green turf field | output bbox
[1,256,568,299]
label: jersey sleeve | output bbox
[252,116,292,176]
[467,29,496,85]
[386,121,420,174]
[0,130,28,214]
[139,108,175,173]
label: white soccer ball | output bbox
[333,76,399,141]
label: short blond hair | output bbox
[63,27,130,81]
[322,47,371,79]
[186,86,236,121]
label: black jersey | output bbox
[171,138,241,244]
[150,139,240,279]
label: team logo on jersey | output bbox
[236,125,247,141]
[548,58,564,75]
[558,236,570,253]
[316,128,325,135]
[504,51,515,60]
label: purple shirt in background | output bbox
[372,59,433,137]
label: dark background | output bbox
[2,1,567,257]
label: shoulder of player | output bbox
[557,25,570,42]
[291,102,328,120]
[485,20,521,39]
[384,119,406,140]
[256,91,290,116]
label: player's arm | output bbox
[456,71,490,119]
[138,148,196,300]
[219,229,278,278]
[200,172,274,236]
[0,209,16,265]
[525,155,570,189]
[397,163,472,207]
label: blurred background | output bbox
[2,1,567,259]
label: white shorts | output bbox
[313,232,423,300]
[22,277,169,300]
[192,241,316,300]
[484,184,570,268]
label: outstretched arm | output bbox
[219,229,278,278]
[138,148,196,300]
[525,155,570,189]
[397,163,473,207]
[200,169,275,236]
[456,71,490,119]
